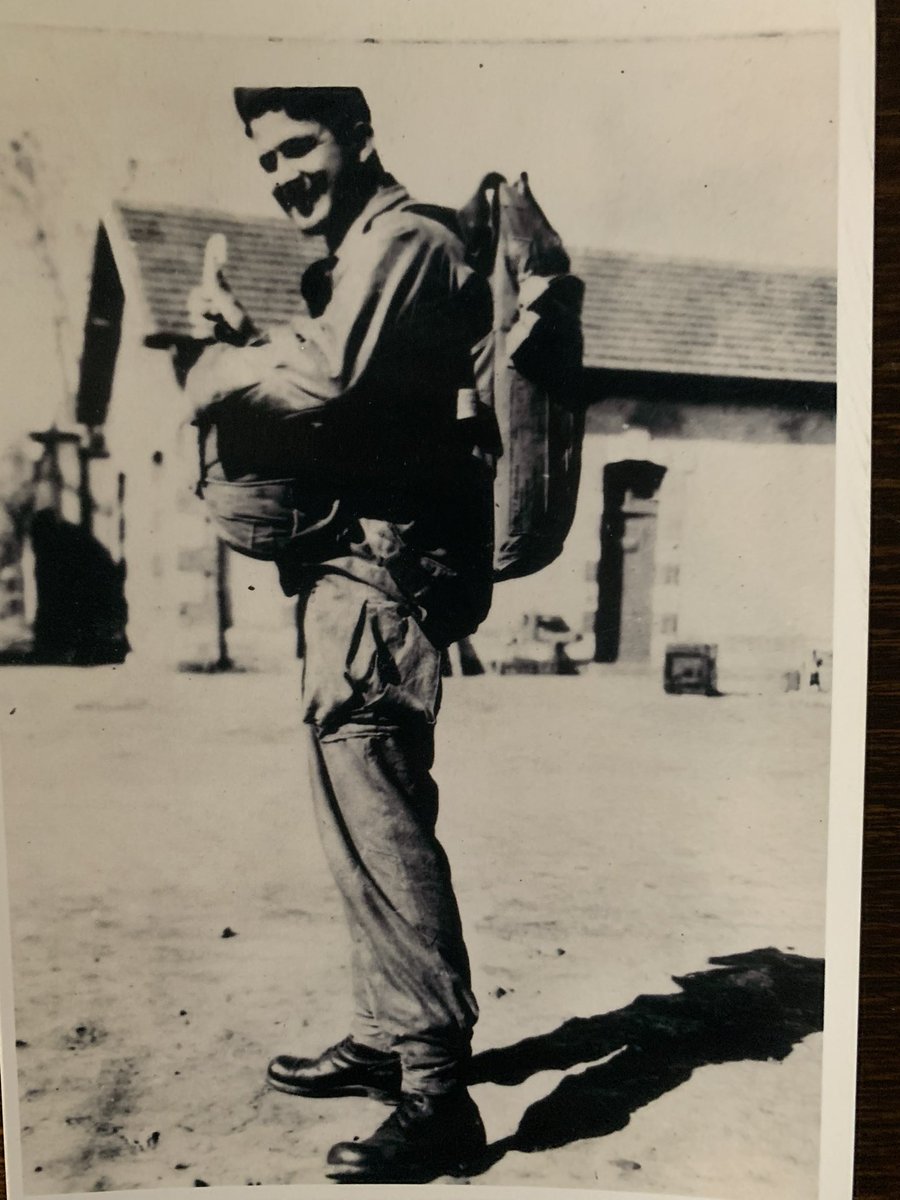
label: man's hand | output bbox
[180,327,333,423]
[187,233,256,345]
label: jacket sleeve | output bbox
[186,223,472,419]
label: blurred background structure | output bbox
[0,25,838,692]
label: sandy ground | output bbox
[0,662,830,1198]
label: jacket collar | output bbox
[300,175,411,304]
[333,175,410,261]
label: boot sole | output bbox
[267,1078,400,1104]
[325,1141,487,1184]
[325,1159,477,1184]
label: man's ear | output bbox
[352,121,376,164]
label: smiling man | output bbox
[183,86,495,1183]
[252,89,375,242]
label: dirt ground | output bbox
[0,662,830,1198]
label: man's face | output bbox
[249,110,359,237]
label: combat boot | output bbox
[267,1036,401,1103]
[325,1086,487,1182]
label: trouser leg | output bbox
[299,573,478,1095]
[306,723,477,1095]
[343,896,393,1055]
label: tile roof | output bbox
[113,202,836,384]
[569,250,836,384]
[115,204,321,336]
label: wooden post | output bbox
[215,538,233,671]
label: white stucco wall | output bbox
[100,326,223,667]
[671,439,835,687]
[476,423,836,690]
[99,307,298,669]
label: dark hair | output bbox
[233,87,371,142]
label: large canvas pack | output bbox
[459,174,586,582]
[164,175,585,586]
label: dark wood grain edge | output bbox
[857,1,900,1197]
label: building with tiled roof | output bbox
[73,202,836,682]
[76,204,836,426]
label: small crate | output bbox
[664,643,718,696]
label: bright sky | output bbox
[0,11,839,447]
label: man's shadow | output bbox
[466,947,824,1167]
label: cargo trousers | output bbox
[299,570,478,1096]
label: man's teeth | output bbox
[291,179,315,214]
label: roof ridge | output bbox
[114,198,292,231]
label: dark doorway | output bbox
[30,508,129,665]
[594,459,667,663]
[18,446,130,666]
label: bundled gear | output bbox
[185,172,584,590]
[457,171,585,581]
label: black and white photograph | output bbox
[0,2,872,1198]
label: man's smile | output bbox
[275,172,328,218]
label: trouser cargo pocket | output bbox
[301,574,442,737]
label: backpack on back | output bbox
[457,172,586,582]
[176,174,585,586]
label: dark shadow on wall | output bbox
[467,947,824,1164]
[27,509,129,666]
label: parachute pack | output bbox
[183,173,585,584]
[456,172,586,582]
